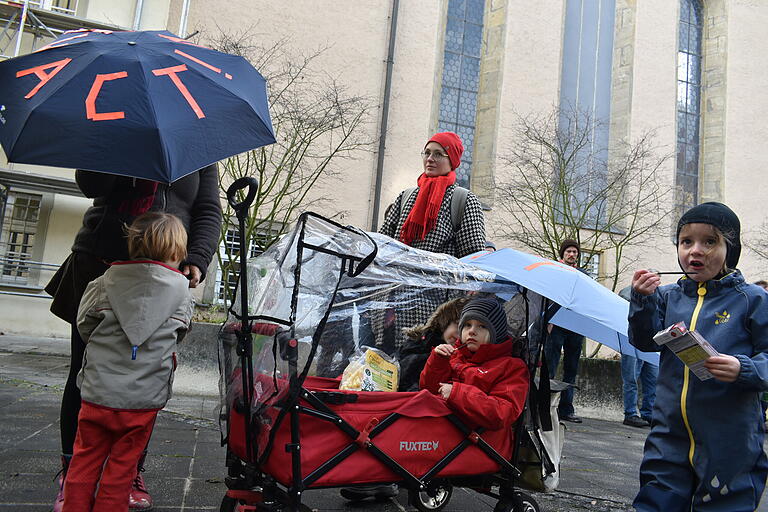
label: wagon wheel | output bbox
[409,481,453,512]
[493,490,541,512]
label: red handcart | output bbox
[217,178,557,511]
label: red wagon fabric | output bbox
[227,376,514,488]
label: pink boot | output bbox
[128,452,153,511]
[128,472,152,510]
[52,455,71,512]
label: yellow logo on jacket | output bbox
[714,310,730,325]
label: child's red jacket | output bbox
[419,338,529,430]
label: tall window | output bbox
[438,0,485,188]
[675,0,703,212]
[0,190,41,285]
[558,0,616,225]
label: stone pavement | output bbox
[0,334,764,511]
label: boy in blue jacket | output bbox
[629,202,768,511]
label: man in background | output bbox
[545,239,586,423]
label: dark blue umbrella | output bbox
[0,29,275,183]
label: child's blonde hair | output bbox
[125,212,187,263]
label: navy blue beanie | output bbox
[676,202,741,268]
[459,298,508,344]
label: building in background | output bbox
[1,0,767,337]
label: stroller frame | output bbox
[219,179,548,512]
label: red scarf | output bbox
[118,179,158,216]
[399,171,456,245]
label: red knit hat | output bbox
[426,132,464,170]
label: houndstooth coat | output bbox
[374,184,486,354]
[379,184,485,258]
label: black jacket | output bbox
[72,165,222,280]
[398,329,444,392]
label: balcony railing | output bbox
[27,0,77,16]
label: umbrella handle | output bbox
[226,177,259,216]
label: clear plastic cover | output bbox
[217,213,529,456]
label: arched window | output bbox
[676,0,703,211]
[438,0,485,188]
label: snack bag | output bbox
[339,347,400,392]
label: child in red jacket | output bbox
[419,297,529,430]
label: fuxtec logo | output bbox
[0,105,6,125]
[399,441,439,452]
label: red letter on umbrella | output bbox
[152,64,205,119]
[16,58,72,99]
[86,71,128,121]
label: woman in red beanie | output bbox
[375,132,486,352]
[380,131,485,256]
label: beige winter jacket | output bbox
[76,261,193,410]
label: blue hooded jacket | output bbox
[629,270,768,510]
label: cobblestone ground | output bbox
[2,339,767,512]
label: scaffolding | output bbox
[0,0,118,59]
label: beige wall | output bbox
[82,0,136,28]
[3,0,768,338]
[183,0,444,230]
[722,1,768,280]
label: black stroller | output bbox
[216,178,559,512]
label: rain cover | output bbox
[217,213,526,457]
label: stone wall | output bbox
[552,357,626,415]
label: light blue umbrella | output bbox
[461,248,659,365]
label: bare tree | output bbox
[745,221,768,272]
[202,29,375,306]
[494,107,674,291]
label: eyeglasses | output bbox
[420,150,448,161]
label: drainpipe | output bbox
[13,0,30,57]
[178,0,191,38]
[370,0,400,231]
[132,0,144,30]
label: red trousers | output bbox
[62,401,157,512]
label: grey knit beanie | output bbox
[459,298,509,344]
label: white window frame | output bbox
[580,250,601,280]
[30,0,78,16]
[0,189,43,286]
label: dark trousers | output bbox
[546,326,583,417]
[46,251,110,454]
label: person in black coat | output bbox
[398,297,469,391]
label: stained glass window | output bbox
[438,0,485,188]
[675,0,703,211]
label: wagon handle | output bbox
[225,175,259,463]
[226,177,259,216]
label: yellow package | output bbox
[339,347,399,392]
